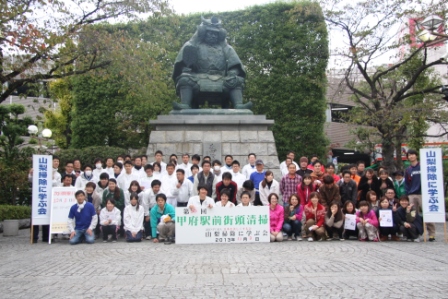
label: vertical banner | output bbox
[49,187,77,236]
[32,155,53,225]
[420,148,446,223]
[175,206,270,244]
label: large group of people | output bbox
[31,149,432,245]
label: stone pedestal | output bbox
[147,113,281,179]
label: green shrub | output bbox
[55,146,130,170]
[0,205,32,221]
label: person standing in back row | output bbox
[405,149,436,242]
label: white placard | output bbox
[420,148,446,223]
[32,155,53,225]
[344,214,356,230]
[140,181,152,190]
[379,209,393,227]
[49,187,77,237]
[175,206,270,244]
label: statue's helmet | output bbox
[198,16,227,41]
[201,16,222,32]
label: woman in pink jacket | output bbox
[268,193,284,242]
[356,200,379,242]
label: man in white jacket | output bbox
[177,153,192,178]
[187,185,215,215]
[231,160,246,189]
[161,163,178,207]
[172,169,194,207]
[118,161,141,190]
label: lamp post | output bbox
[27,125,52,153]
[417,15,448,43]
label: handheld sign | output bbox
[49,187,77,244]
[344,214,356,230]
[379,209,393,227]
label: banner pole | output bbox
[30,224,34,244]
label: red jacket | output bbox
[297,183,318,206]
[303,201,326,227]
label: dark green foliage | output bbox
[55,146,130,170]
[131,2,329,159]
[0,104,35,205]
[0,205,32,221]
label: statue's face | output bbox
[204,30,219,45]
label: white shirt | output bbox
[259,179,280,206]
[231,171,246,189]
[237,203,252,207]
[280,161,299,177]
[215,201,235,208]
[99,207,122,226]
[171,179,194,204]
[242,164,256,180]
[52,169,61,187]
[187,195,215,214]
[132,167,146,178]
[161,172,178,206]
[220,165,233,175]
[93,168,104,178]
[74,173,98,191]
[177,163,192,178]
[123,204,144,233]
[117,172,141,190]
[141,189,157,215]
[103,167,114,177]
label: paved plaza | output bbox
[1,225,448,299]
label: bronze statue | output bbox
[172,16,253,110]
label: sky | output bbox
[167,0,275,15]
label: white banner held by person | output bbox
[379,209,393,227]
[420,148,446,223]
[49,187,77,240]
[175,206,270,244]
[32,155,53,225]
[344,214,356,230]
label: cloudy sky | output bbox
[167,0,274,15]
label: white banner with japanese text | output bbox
[175,206,270,244]
[32,155,53,225]
[420,148,446,223]
[49,187,77,235]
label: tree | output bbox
[138,2,329,159]
[43,79,73,149]
[322,0,448,170]
[0,104,35,205]
[0,0,168,103]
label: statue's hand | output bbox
[182,67,192,73]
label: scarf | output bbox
[134,165,142,171]
[77,200,86,213]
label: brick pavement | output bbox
[1,225,447,298]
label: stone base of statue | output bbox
[147,112,281,179]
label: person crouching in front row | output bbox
[99,198,121,242]
[68,190,98,245]
[150,193,176,244]
[123,193,144,242]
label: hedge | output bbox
[55,146,130,171]
[0,205,32,221]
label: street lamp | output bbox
[27,125,52,153]
[417,15,448,43]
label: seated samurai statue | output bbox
[172,16,253,110]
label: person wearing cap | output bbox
[250,159,266,205]
[279,151,299,177]
[296,156,313,178]
[393,170,406,198]
[405,149,436,241]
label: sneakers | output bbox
[380,236,388,242]
[413,238,421,243]
[287,237,293,241]
[429,236,436,242]
[103,240,107,243]
[164,237,174,245]
[359,238,366,242]
[112,240,117,243]
[296,236,302,241]
[326,238,333,241]
[146,236,152,240]
[339,238,345,241]
[307,237,314,242]
[373,238,379,242]
[391,235,400,241]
